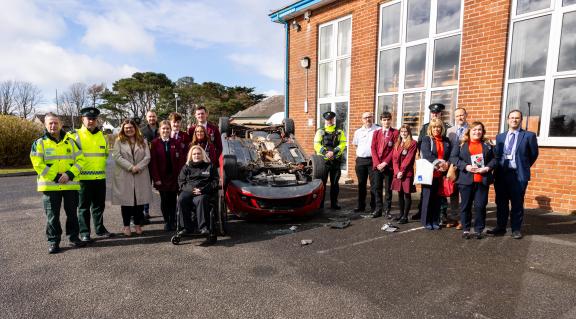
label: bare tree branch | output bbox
[0,80,17,115]
[15,81,43,119]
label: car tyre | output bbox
[219,117,231,136]
[283,118,295,136]
[223,155,238,181]
[311,155,326,180]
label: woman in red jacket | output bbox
[149,120,188,231]
[191,125,218,166]
[391,124,417,224]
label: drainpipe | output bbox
[278,17,290,119]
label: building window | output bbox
[318,15,352,169]
[503,0,576,145]
[376,0,462,134]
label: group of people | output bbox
[31,106,222,254]
[321,103,538,240]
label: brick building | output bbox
[270,0,576,214]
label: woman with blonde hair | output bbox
[177,145,219,237]
[391,124,417,224]
[420,118,452,230]
[112,119,153,236]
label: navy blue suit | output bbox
[450,141,497,233]
[494,129,539,232]
[420,136,452,227]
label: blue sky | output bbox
[0,0,290,110]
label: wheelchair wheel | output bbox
[171,235,181,245]
[218,193,229,236]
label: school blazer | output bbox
[450,141,497,186]
[371,128,399,170]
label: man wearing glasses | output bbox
[352,112,379,213]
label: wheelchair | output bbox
[170,189,228,245]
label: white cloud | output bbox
[228,53,284,81]
[262,89,283,97]
[0,0,65,41]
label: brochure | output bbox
[471,153,484,168]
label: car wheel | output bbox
[311,155,326,180]
[283,118,295,136]
[219,116,231,136]
[223,154,238,180]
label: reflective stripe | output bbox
[73,164,82,172]
[44,155,75,160]
[75,136,82,149]
[73,151,83,157]
[80,170,106,175]
[39,165,51,177]
[30,152,42,157]
[84,153,107,157]
[38,181,80,186]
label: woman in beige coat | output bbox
[112,119,153,236]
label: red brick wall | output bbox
[285,0,576,213]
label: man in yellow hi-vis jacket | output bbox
[30,113,86,254]
[314,111,347,210]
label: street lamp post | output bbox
[174,92,179,113]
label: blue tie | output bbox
[505,133,515,155]
[457,127,464,139]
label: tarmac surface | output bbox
[1,172,576,319]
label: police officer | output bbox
[314,111,347,210]
[30,113,86,253]
[73,107,114,241]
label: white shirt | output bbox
[353,124,379,157]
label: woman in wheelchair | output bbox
[177,145,219,236]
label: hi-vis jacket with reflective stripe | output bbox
[72,126,108,180]
[30,130,85,192]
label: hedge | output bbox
[0,115,43,168]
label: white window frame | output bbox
[375,0,464,135]
[317,15,353,171]
[502,0,576,147]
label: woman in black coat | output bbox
[177,145,219,235]
[420,118,452,230]
[449,121,496,239]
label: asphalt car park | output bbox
[1,174,575,319]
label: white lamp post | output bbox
[174,92,179,113]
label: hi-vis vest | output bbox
[30,131,85,192]
[73,126,108,180]
[314,124,347,161]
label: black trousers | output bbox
[78,179,108,236]
[458,182,489,233]
[121,205,144,227]
[321,161,341,207]
[372,168,393,213]
[42,191,80,243]
[421,178,441,226]
[179,192,210,231]
[159,191,177,227]
[355,157,376,211]
[494,169,528,232]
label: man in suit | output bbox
[488,109,539,239]
[187,106,223,161]
[445,107,469,229]
[370,111,399,218]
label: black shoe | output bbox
[142,218,151,225]
[330,205,341,210]
[397,218,408,224]
[96,231,115,238]
[80,235,92,243]
[511,231,523,239]
[70,238,87,248]
[487,228,506,236]
[199,227,210,235]
[177,229,194,236]
[411,213,421,220]
[462,231,471,240]
[48,243,60,254]
[353,207,365,213]
[474,232,484,240]
[143,213,151,219]
[371,211,382,218]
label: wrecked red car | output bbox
[218,117,326,218]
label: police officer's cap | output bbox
[80,107,100,119]
[428,103,445,113]
[322,111,336,120]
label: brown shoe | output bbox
[134,225,143,235]
[455,222,463,230]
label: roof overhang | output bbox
[269,0,338,23]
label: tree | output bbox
[57,82,89,117]
[0,80,16,115]
[87,83,106,108]
[100,88,129,127]
[15,81,43,119]
[111,72,174,119]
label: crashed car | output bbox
[218,117,326,218]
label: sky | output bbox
[0,0,290,111]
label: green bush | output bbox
[0,115,43,168]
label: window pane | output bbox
[558,12,576,72]
[509,16,551,79]
[402,92,426,130]
[432,35,461,87]
[406,0,431,42]
[550,77,576,137]
[431,89,458,124]
[437,0,461,33]
[405,44,427,88]
[377,95,399,124]
[378,48,400,93]
[337,18,352,56]
[319,103,332,128]
[564,0,576,5]
[380,3,401,46]
[516,0,550,15]
[336,58,350,96]
[335,101,349,168]
[319,62,334,98]
[506,81,544,136]
[319,25,333,60]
